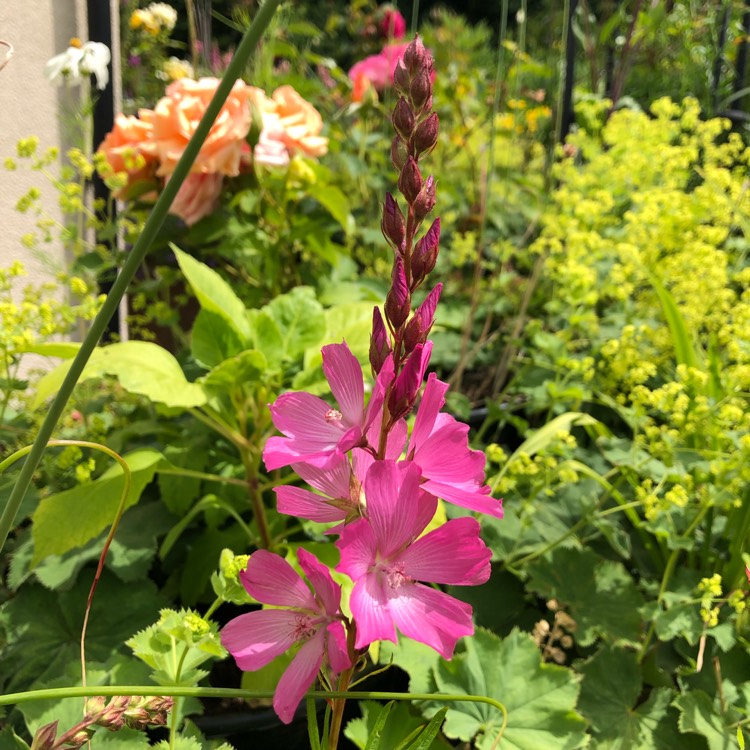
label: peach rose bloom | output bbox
[151,77,252,177]
[97,111,157,178]
[266,85,328,158]
[168,171,223,225]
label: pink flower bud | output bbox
[379,8,406,39]
[393,58,410,93]
[409,69,432,111]
[392,97,415,139]
[384,257,411,329]
[387,341,433,420]
[391,136,408,171]
[381,192,406,250]
[398,156,422,203]
[31,721,58,750]
[413,174,436,221]
[412,218,440,283]
[413,112,439,155]
[403,283,442,352]
[403,35,429,77]
[370,306,392,374]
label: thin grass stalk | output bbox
[0,0,283,556]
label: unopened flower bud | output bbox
[381,192,405,249]
[398,156,422,204]
[412,218,440,283]
[403,283,442,352]
[69,730,94,748]
[384,257,411,329]
[85,696,106,716]
[30,722,58,750]
[387,341,433,420]
[403,35,429,77]
[392,97,415,139]
[413,112,439,155]
[370,306,392,374]
[391,136,408,172]
[413,175,436,221]
[393,58,410,94]
[409,69,432,111]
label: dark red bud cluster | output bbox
[384,257,411,330]
[369,307,392,375]
[381,192,405,250]
[411,218,440,287]
[403,283,442,353]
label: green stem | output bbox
[0,0,283,556]
[169,644,192,750]
[240,448,272,549]
[157,467,247,487]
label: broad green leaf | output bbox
[313,184,354,234]
[0,573,166,692]
[674,690,733,750]
[191,308,245,368]
[263,287,326,361]
[172,244,251,340]
[23,341,81,358]
[33,342,207,409]
[527,548,644,646]
[201,349,268,391]
[248,309,285,366]
[32,449,163,564]
[432,629,587,749]
[158,443,210,516]
[0,727,29,750]
[576,647,677,748]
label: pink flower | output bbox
[348,43,409,100]
[379,8,407,39]
[221,549,351,724]
[406,374,504,519]
[263,342,394,471]
[337,461,491,658]
[168,171,223,225]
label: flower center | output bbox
[324,408,343,424]
[69,37,83,49]
[292,613,318,642]
[377,562,412,589]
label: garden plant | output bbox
[1,1,750,749]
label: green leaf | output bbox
[527,548,644,646]
[22,341,81,358]
[191,309,245,368]
[0,573,166,691]
[0,727,29,750]
[201,349,268,391]
[577,647,676,748]
[33,342,207,409]
[313,184,354,234]
[365,701,395,750]
[32,449,163,564]
[173,244,251,341]
[406,707,449,750]
[433,628,587,749]
[263,287,326,362]
[674,690,734,750]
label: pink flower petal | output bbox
[240,550,316,609]
[326,620,352,674]
[422,479,504,519]
[410,373,448,450]
[322,342,364,428]
[273,628,326,724]
[400,517,491,585]
[298,548,343,616]
[387,583,474,659]
[294,454,352,498]
[415,417,486,484]
[336,517,377,581]
[275,486,349,523]
[271,391,343,445]
[350,573,398,650]
[363,355,395,434]
[221,609,299,671]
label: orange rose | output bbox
[168,171,223,226]
[97,111,157,180]
[266,85,328,158]
[151,77,252,176]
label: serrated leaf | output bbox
[191,309,245,368]
[31,449,163,564]
[173,245,251,341]
[34,342,207,409]
[527,548,644,646]
[674,690,734,750]
[0,573,166,691]
[432,629,587,749]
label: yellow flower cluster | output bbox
[129,2,177,36]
